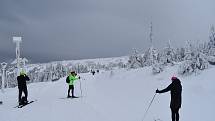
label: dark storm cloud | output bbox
[0,0,215,63]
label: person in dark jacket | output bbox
[96,70,99,73]
[156,76,182,121]
[91,70,95,75]
[17,70,30,105]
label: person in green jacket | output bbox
[67,71,80,98]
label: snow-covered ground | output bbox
[0,65,214,121]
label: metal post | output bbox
[6,71,9,88]
[13,36,22,76]
[79,79,83,97]
[1,62,7,90]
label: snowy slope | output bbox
[0,65,214,121]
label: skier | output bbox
[156,76,182,121]
[17,70,30,105]
[96,69,99,73]
[67,71,80,98]
[91,70,96,75]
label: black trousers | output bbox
[68,85,74,96]
[171,108,180,121]
[18,86,28,102]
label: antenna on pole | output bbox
[149,22,153,46]
[148,22,154,65]
[13,36,22,76]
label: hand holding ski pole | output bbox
[156,89,159,93]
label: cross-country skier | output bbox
[17,70,30,105]
[67,71,80,98]
[156,76,182,121]
[91,70,95,75]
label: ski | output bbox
[14,100,36,108]
[59,97,79,99]
[17,101,35,108]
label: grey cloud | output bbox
[0,0,215,63]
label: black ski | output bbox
[14,100,36,108]
[17,101,34,108]
[59,97,79,99]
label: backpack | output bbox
[66,76,70,83]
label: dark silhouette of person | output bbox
[156,76,182,121]
[17,70,30,105]
[91,70,95,75]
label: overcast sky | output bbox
[0,0,215,63]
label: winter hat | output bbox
[171,76,177,81]
[20,70,26,76]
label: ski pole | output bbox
[141,93,157,121]
[79,79,83,97]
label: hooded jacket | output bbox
[157,79,182,109]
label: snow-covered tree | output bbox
[178,40,209,75]
[152,63,164,74]
[128,49,144,68]
[208,25,215,56]
[152,41,175,74]
[159,40,176,65]
[143,46,158,66]
[175,48,185,62]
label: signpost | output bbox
[1,62,7,91]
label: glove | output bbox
[156,89,160,93]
